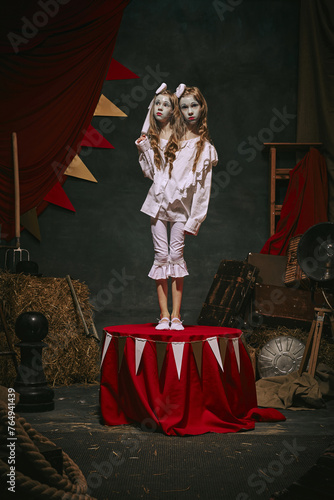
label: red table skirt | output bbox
[100,324,285,436]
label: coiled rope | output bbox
[0,401,97,499]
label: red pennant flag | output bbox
[43,182,75,212]
[81,124,114,148]
[106,59,139,80]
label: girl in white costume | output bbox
[136,84,218,330]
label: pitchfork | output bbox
[1,132,30,270]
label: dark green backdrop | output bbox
[2,0,300,334]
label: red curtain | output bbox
[0,0,129,241]
[260,148,328,255]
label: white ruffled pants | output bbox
[148,217,189,280]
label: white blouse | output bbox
[136,136,218,235]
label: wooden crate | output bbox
[252,283,334,326]
[197,260,259,328]
[247,252,287,286]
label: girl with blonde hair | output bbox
[136,83,217,330]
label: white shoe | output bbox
[155,317,170,330]
[170,318,184,331]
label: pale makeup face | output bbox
[153,95,173,123]
[179,95,201,124]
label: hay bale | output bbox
[0,272,100,387]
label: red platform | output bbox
[100,324,285,436]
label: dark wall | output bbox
[2,0,300,333]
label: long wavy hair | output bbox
[178,86,212,172]
[148,90,179,174]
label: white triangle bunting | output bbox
[172,342,185,380]
[207,337,224,372]
[232,338,241,372]
[100,332,112,368]
[135,338,147,374]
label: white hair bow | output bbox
[175,83,186,98]
[141,82,167,134]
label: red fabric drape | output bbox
[261,148,328,255]
[0,0,129,240]
[100,324,285,436]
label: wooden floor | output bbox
[9,383,334,500]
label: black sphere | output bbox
[15,311,48,341]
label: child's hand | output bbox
[137,134,146,143]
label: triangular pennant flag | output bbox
[20,207,41,241]
[171,342,185,380]
[241,335,252,360]
[117,336,127,372]
[43,182,75,212]
[135,338,147,375]
[81,124,114,149]
[191,341,203,378]
[218,337,228,368]
[65,155,97,183]
[106,59,139,80]
[100,332,112,368]
[156,341,167,378]
[207,337,224,372]
[240,336,256,376]
[232,338,241,373]
[94,94,127,117]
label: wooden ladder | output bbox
[263,142,323,236]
